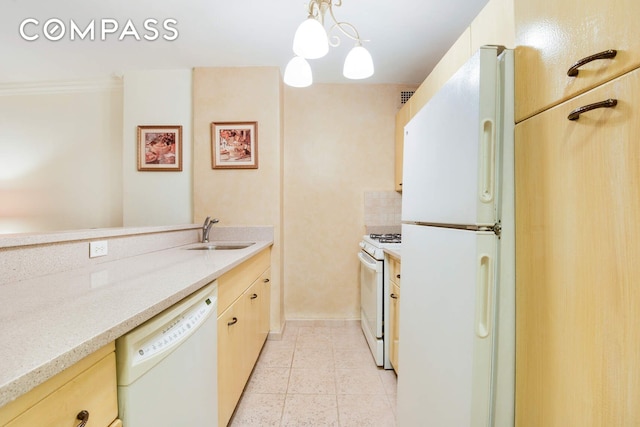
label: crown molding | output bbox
[0,77,123,96]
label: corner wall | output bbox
[192,67,284,331]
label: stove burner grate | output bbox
[369,233,402,244]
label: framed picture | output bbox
[137,125,183,171]
[211,122,258,169]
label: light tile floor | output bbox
[229,321,398,427]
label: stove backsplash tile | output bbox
[364,191,402,234]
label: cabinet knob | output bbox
[567,49,617,77]
[567,98,617,121]
[250,293,258,299]
[263,278,270,283]
[396,274,401,279]
[390,293,398,299]
[76,410,89,427]
[227,317,238,326]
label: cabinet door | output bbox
[514,0,640,121]
[245,278,263,370]
[388,257,401,287]
[515,68,640,426]
[242,268,271,377]
[217,301,246,427]
[259,269,272,345]
[389,282,400,373]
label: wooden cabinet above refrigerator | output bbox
[514,0,640,122]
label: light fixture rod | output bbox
[306,0,367,47]
[287,0,373,86]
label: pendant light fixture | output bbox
[284,0,374,88]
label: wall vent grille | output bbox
[400,91,415,105]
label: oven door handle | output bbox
[358,251,379,271]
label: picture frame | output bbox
[211,122,258,169]
[137,125,183,171]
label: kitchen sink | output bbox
[186,242,255,250]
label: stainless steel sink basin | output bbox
[186,242,255,250]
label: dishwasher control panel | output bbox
[134,296,215,364]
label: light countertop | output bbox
[0,238,273,408]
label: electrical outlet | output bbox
[89,241,108,258]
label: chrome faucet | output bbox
[202,217,219,243]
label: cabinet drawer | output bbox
[218,248,270,314]
[6,352,118,427]
[388,256,401,286]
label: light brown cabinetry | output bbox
[387,255,401,373]
[217,248,271,427]
[515,62,640,425]
[514,0,640,122]
[395,103,410,191]
[0,344,120,427]
[246,268,272,368]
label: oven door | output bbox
[358,249,383,339]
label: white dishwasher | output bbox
[116,281,218,426]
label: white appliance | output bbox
[397,46,515,426]
[116,282,218,426]
[358,233,401,369]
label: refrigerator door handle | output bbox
[475,253,494,338]
[479,118,496,204]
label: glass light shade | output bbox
[284,56,313,87]
[292,18,329,59]
[343,45,374,79]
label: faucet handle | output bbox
[211,218,220,225]
[203,216,211,226]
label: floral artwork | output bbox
[137,125,182,171]
[211,122,258,169]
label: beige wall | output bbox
[283,84,401,320]
[192,67,285,330]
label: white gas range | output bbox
[358,233,401,369]
[359,233,402,261]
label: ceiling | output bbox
[0,0,489,85]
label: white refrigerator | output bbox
[397,46,515,426]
